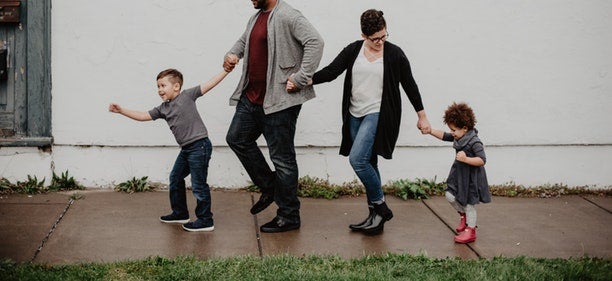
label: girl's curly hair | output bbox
[361,9,386,36]
[443,102,477,130]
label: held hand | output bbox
[286,74,300,93]
[108,103,122,113]
[417,117,431,134]
[286,79,296,92]
[456,151,467,162]
[223,54,239,72]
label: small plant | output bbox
[489,182,612,198]
[336,179,366,197]
[298,176,339,199]
[16,175,47,194]
[70,192,85,200]
[0,177,15,194]
[245,183,258,193]
[49,170,85,192]
[246,176,365,199]
[298,176,366,199]
[384,178,446,200]
[115,176,154,193]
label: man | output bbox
[224,0,324,233]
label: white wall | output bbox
[1,0,610,188]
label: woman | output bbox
[288,9,431,235]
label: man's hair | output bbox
[443,102,477,130]
[157,68,183,88]
[360,9,386,36]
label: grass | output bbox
[247,176,610,200]
[48,171,85,192]
[0,254,609,281]
[3,173,610,199]
[0,171,85,195]
[115,176,155,193]
[489,182,611,198]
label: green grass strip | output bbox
[1,254,610,281]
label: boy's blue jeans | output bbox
[348,113,383,204]
[169,137,213,223]
[226,94,301,224]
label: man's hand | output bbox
[223,54,239,72]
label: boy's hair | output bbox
[361,9,386,36]
[443,102,477,130]
[157,68,183,88]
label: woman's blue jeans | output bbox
[169,137,213,223]
[348,113,383,204]
[226,94,302,224]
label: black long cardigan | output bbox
[312,40,424,159]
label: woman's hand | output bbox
[416,113,431,134]
[286,74,300,93]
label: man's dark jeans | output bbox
[169,137,213,224]
[226,95,301,223]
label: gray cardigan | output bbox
[227,0,324,114]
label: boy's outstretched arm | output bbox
[200,70,230,95]
[108,103,152,121]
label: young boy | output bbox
[109,68,228,232]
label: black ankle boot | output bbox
[361,202,393,235]
[349,205,374,231]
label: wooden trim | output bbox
[0,137,52,147]
[26,0,52,138]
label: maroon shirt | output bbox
[246,11,270,105]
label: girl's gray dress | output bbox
[443,129,491,206]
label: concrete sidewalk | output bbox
[0,190,610,264]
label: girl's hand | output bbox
[456,151,467,163]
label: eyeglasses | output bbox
[367,33,389,44]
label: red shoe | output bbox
[456,212,466,233]
[454,227,477,244]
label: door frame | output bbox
[0,0,52,147]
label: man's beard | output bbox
[254,0,266,9]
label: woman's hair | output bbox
[443,102,477,130]
[360,9,386,36]
[157,68,183,88]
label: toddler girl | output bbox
[429,102,491,243]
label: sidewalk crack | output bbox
[250,193,263,257]
[30,198,75,263]
[581,196,612,214]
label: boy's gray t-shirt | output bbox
[148,86,208,147]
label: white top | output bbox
[349,43,384,117]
